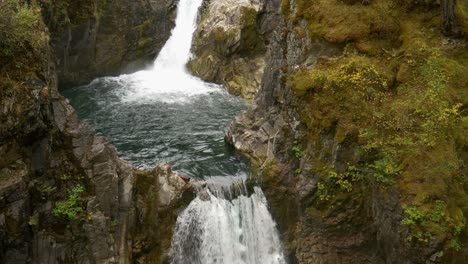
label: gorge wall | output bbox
[0,0,192,263]
[1,0,468,263]
[40,0,178,87]
[227,0,468,263]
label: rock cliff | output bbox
[189,0,267,100]
[227,0,468,263]
[39,0,178,87]
[0,1,191,263]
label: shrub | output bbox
[52,185,85,220]
[0,0,45,57]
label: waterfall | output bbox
[163,1,286,263]
[91,0,287,261]
[170,186,287,264]
[152,0,203,71]
[103,0,217,103]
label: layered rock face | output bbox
[189,0,267,100]
[0,1,191,263]
[227,0,468,263]
[39,0,178,87]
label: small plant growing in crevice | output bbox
[52,185,85,220]
[111,219,120,227]
[292,140,303,159]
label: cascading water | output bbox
[170,182,286,264]
[109,0,215,103]
[64,0,287,262]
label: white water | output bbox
[170,187,287,264]
[94,0,219,104]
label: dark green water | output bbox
[63,77,248,179]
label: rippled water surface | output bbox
[63,80,247,178]
[62,0,249,179]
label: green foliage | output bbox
[111,219,119,227]
[28,213,39,226]
[314,165,363,205]
[401,206,425,226]
[329,166,362,192]
[369,158,400,185]
[0,0,46,57]
[316,182,332,201]
[402,201,466,249]
[285,0,467,256]
[291,141,303,159]
[52,185,85,220]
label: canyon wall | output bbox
[0,0,191,263]
[40,0,178,87]
[227,0,468,263]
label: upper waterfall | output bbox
[95,0,216,104]
[153,0,203,71]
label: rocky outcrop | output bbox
[189,0,267,100]
[39,0,178,87]
[227,0,468,263]
[0,2,192,262]
[132,164,193,264]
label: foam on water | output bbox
[170,187,287,264]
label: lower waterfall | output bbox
[170,184,286,264]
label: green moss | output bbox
[289,0,400,45]
[291,39,466,253]
[291,69,327,96]
[455,0,468,36]
[281,0,291,18]
[240,6,257,26]
[239,6,265,56]
[137,37,153,49]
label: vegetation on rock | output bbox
[0,0,46,57]
[283,0,468,258]
[52,185,85,220]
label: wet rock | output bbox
[132,164,193,264]
[156,163,192,208]
[189,0,267,100]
